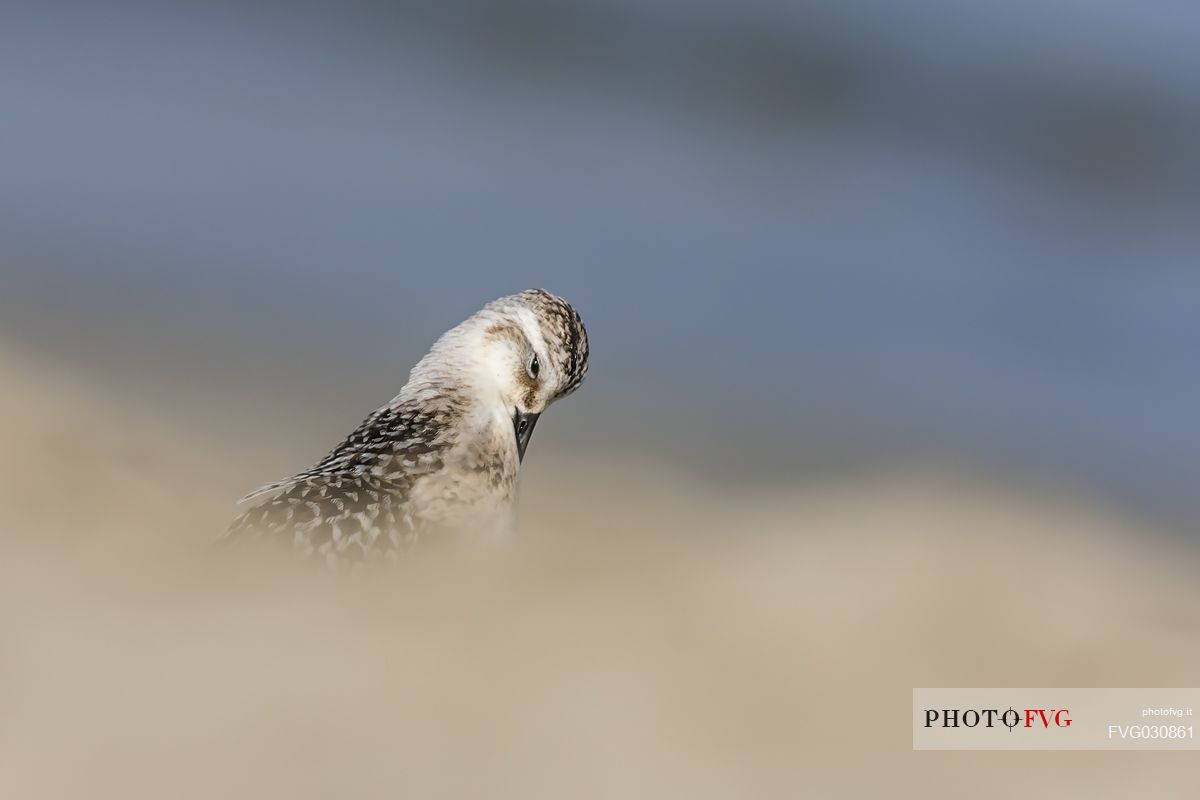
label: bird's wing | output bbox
[237,478,299,504]
[223,401,454,564]
[223,473,421,565]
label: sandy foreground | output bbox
[1,345,1197,798]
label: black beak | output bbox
[513,409,541,462]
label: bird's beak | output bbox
[513,409,541,462]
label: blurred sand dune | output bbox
[1,344,1198,798]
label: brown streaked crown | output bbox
[495,288,589,400]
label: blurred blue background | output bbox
[2,0,1197,521]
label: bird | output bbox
[223,288,588,566]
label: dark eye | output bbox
[518,418,529,435]
[528,354,540,379]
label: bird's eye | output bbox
[518,418,529,435]
[528,354,540,379]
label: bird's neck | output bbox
[390,317,520,464]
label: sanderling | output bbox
[224,289,588,565]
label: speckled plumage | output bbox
[224,289,588,566]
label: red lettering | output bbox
[1024,709,1052,729]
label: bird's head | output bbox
[416,289,588,461]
